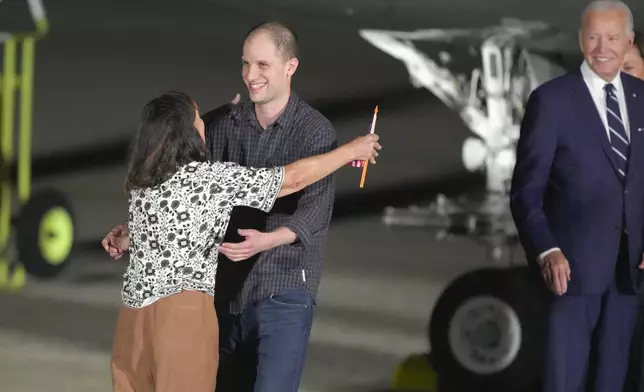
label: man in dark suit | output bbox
[510,1,644,391]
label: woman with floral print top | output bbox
[106,91,381,392]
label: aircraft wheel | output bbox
[390,352,438,391]
[429,267,547,391]
[16,189,75,278]
[0,261,26,292]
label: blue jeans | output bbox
[216,288,315,392]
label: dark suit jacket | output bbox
[510,68,644,295]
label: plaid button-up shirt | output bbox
[205,91,337,314]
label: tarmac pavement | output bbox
[0,211,504,391]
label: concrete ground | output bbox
[0,210,502,392]
[0,161,508,391]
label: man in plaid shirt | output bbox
[205,21,338,392]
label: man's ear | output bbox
[286,58,299,77]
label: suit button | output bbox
[625,190,629,194]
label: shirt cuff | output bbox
[282,219,312,249]
[538,247,560,265]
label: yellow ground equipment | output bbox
[0,0,75,291]
[391,352,439,391]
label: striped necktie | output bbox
[604,83,629,179]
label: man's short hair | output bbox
[581,0,634,32]
[245,21,299,60]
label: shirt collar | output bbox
[580,60,623,95]
[231,91,300,130]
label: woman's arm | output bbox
[278,133,380,198]
[207,133,381,213]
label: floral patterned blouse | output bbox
[121,161,284,309]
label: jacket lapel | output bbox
[571,70,621,178]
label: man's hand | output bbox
[101,224,130,260]
[639,253,644,269]
[219,229,272,262]
[540,250,571,295]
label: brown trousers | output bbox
[110,290,218,392]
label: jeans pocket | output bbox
[269,288,313,308]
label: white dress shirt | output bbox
[537,61,631,263]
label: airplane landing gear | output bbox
[383,193,548,391]
[361,18,568,391]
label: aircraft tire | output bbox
[429,267,548,391]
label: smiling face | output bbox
[579,8,634,81]
[241,31,298,106]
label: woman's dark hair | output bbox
[634,30,644,59]
[125,91,209,191]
